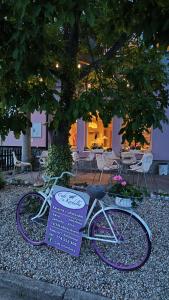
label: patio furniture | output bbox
[103,150,120,160]
[128,152,153,191]
[121,151,137,173]
[39,151,48,169]
[72,151,95,173]
[72,151,80,174]
[96,153,120,183]
[12,152,32,173]
[92,148,104,153]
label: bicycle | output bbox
[16,171,152,271]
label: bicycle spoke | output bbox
[16,192,49,245]
[91,209,151,271]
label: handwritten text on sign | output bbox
[45,186,89,256]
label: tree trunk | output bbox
[52,8,80,147]
[22,112,31,162]
[48,9,81,182]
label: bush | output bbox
[0,171,5,189]
[46,144,73,186]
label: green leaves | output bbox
[1,0,169,145]
[46,144,72,186]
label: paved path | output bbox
[4,170,169,193]
[0,271,110,300]
[0,287,30,300]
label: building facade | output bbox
[1,108,169,161]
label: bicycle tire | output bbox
[16,192,49,245]
[90,208,151,271]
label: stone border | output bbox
[0,271,110,300]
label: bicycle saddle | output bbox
[86,184,106,200]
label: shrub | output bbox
[46,144,73,186]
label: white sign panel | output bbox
[31,123,42,138]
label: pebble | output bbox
[0,184,169,299]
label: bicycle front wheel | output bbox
[16,192,49,245]
[90,209,151,271]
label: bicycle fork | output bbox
[31,198,49,221]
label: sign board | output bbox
[45,186,89,257]
[31,123,42,138]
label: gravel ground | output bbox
[0,184,169,300]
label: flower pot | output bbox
[151,192,169,201]
[115,196,132,208]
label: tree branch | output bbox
[80,33,128,79]
[49,33,129,81]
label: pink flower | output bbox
[121,181,127,186]
[113,175,123,181]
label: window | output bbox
[86,116,112,150]
[122,129,152,151]
[69,123,77,149]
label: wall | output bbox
[152,54,169,160]
[31,111,47,148]
[0,111,47,148]
[112,117,122,155]
[152,107,169,160]
[77,119,85,152]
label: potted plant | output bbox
[106,148,112,152]
[91,143,104,153]
[151,190,169,201]
[108,175,143,208]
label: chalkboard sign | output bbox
[45,186,89,256]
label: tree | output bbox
[1,0,169,176]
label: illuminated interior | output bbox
[69,123,77,149]
[86,116,112,150]
[122,129,152,151]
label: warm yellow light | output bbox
[87,83,91,89]
[88,122,97,129]
[39,77,43,82]
[77,63,81,69]
[56,63,59,68]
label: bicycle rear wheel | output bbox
[90,209,151,271]
[16,192,49,245]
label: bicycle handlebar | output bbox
[42,171,75,183]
